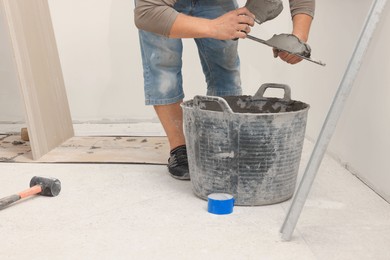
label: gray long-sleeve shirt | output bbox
[134,0,315,37]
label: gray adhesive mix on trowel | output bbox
[245,0,325,66]
[267,34,311,57]
[181,84,309,206]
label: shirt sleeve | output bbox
[289,0,315,18]
[134,0,179,37]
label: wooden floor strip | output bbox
[0,134,169,165]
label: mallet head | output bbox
[29,176,61,197]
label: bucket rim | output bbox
[181,98,310,116]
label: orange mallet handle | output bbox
[18,185,42,199]
[0,185,42,210]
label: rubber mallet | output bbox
[0,176,61,211]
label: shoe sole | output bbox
[169,172,190,181]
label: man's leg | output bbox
[194,0,242,97]
[137,0,191,179]
[154,102,185,151]
[154,102,189,180]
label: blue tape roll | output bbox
[207,193,235,215]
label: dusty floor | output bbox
[0,124,389,260]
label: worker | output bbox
[134,0,315,180]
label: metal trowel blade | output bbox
[246,34,326,66]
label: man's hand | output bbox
[275,13,313,64]
[170,7,255,40]
[209,7,255,40]
[274,48,303,64]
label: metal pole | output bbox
[280,0,388,241]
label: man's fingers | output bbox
[235,7,255,27]
[236,7,256,19]
[237,24,251,34]
[238,14,255,26]
[277,51,303,64]
[232,30,248,40]
[273,48,280,58]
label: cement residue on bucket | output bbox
[181,83,309,206]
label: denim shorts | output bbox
[138,0,242,105]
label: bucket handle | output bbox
[193,95,234,114]
[254,83,292,102]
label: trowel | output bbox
[246,34,326,66]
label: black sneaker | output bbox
[168,145,190,180]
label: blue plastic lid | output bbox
[207,193,235,215]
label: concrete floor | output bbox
[1,124,389,260]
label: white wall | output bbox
[47,0,153,122]
[329,1,390,202]
[1,0,389,201]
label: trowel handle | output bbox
[193,95,233,114]
[254,83,292,101]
